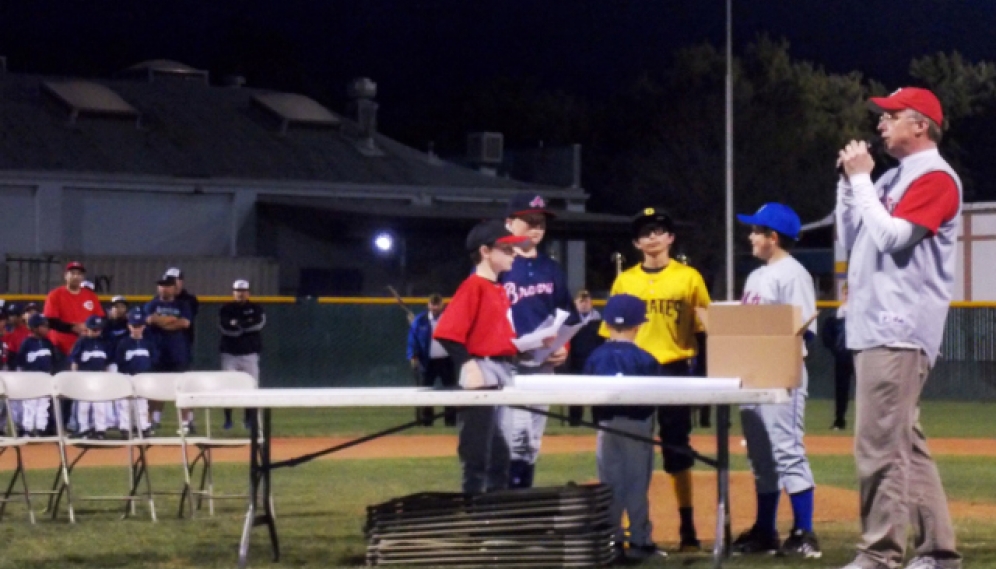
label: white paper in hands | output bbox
[511,309,581,364]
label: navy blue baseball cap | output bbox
[465,219,532,252]
[127,308,146,326]
[85,315,105,330]
[6,303,23,316]
[27,314,48,329]
[505,192,556,218]
[737,203,801,240]
[603,294,648,328]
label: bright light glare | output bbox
[374,232,394,253]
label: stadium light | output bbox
[373,231,395,254]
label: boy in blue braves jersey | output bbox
[69,315,112,439]
[145,273,193,432]
[500,192,578,488]
[17,314,58,437]
[115,308,156,436]
[587,294,664,563]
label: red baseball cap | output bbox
[868,87,943,125]
[65,261,85,273]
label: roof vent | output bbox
[467,132,504,165]
[42,81,141,126]
[123,59,209,84]
[251,92,340,135]
[346,77,383,157]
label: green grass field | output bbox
[1,399,994,568]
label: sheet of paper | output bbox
[526,321,583,364]
[511,309,569,352]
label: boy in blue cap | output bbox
[69,315,112,439]
[732,202,821,559]
[114,307,157,436]
[587,293,664,563]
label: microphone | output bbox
[837,139,881,176]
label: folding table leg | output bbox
[238,408,279,569]
[712,404,732,569]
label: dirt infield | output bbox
[4,433,994,543]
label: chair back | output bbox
[178,371,257,394]
[131,373,183,402]
[0,372,57,401]
[54,372,134,402]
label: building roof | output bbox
[0,72,544,190]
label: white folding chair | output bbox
[130,372,201,518]
[0,377,34,523]
[0,371,63,521]
[52,371,156,523]
[177,371,255,517]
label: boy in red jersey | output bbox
[434,219,533,494]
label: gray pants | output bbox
[596,416,655,546]
[502,362,552,464]
[458,358,514,494]
[221,353,260,382]
[853,348,960,569]
[740,366,814,494]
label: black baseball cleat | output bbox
[779,528,822,559]
[830,419,846,430]
[732,526,781,555]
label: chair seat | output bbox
[0,438,26,448]
[64,439,147,449]
[22,436,62,445]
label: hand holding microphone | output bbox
[836,140,876,178]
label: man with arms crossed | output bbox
[836,87,961,569]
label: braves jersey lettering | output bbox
[24,347,52,363]
[499,254,576,336]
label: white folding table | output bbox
[176,376,789,569]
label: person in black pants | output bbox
[407,294,457,426]
[821,283,854,430]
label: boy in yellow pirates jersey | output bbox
[601,207,711,552]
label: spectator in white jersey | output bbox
[836,87,962,569]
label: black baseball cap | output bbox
[85,315,105,330]
[5,302,21,316]
[157,274,178,286]
[28,314,48,329]
[466,219,532,252]
[631,207,674,239]
[505,192,557,218]
[23,302,40,313]
[110,295,128,306]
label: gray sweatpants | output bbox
[221,353,260,382]
[596,415,655,546]
[502,362,552,464]
[740,366,814,495]
[853,348,960,569]
[458,358,514,494]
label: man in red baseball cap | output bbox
[43,261,105,356]
[836,88,962,569]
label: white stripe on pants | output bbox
[597,416,655,546]
[22,398,49,432]
[76,401,113,432]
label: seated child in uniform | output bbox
[586,294,664,562]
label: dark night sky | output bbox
[2,0,994,132]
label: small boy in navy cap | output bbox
[15,314,58,436]
[586,293,664,563]
[68,315,112,439]
[114,307,156,436]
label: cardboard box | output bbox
[701,304,803,389]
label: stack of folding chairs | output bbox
[365,483,616,567]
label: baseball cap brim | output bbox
[867,87,943,125]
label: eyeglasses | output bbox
[636,226,668,239]
[878,112,921,124]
